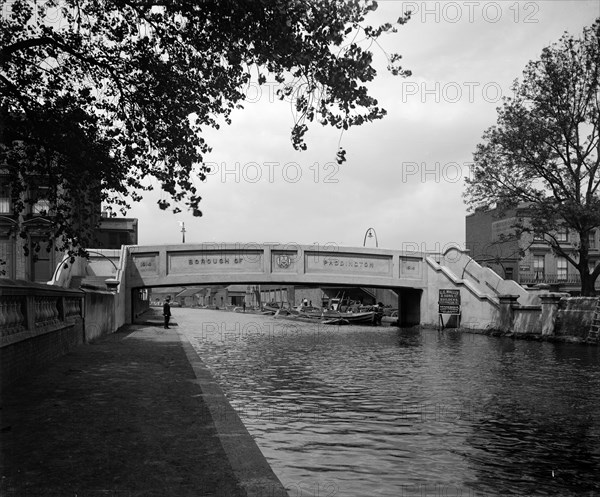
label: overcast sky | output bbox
[126,0,600,254]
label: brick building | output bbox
[466,205,599,294]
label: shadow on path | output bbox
[0,321,274,497]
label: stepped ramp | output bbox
[438,247,536,305]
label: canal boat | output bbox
[322,317,350,325]
[262,301,291,315]
[272,299,384,326]
[312,309,382,325]
[341,310,381,324]
[290,305,323,319]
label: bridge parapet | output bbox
[126,243,428,289]
[119,243,525,329]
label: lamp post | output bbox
[179,221,186,243]
[363,228,378,248]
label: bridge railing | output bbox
[0,280,84,345]
[0,280,85,392]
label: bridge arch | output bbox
[125,243,427,325]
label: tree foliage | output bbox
[464,19,600,295]
[0,0,411,258]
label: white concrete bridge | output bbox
[125,243,428,326]
[55,243,535,330]
[126,243,427,290]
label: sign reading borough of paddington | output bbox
[305,252,392,275]
[169,250,264,273]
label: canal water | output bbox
[176,308,600,497]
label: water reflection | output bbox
[177,309,600,497]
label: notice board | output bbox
[438,289,461,314]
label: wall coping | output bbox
[512,304,542,311]
[0,279,83,297]
[79,287,115,296]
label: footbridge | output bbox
[126,243,428,290]
[55,243,534,330]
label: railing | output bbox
[519,273,582,285]
[34,296,60,328]
[0,296,26,335]
[0,282,83,342]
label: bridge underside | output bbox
[132,280,423,328]
[394,288,422,327]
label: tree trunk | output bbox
[580,270,598,296]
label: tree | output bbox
[0,0,411,260]
[464,19,600,296]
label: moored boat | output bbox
[340,311,380,324]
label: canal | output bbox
[175,308,600,497]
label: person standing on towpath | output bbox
[163,297,171,329]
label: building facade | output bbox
[466,206,600,294]
[1,177,61,281]
[0,178,137,282]
[94,215,138,249]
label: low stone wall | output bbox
[554,297,598,339]
[0,280,123,392]
[0,280,85,392]
[492,294,598,341]
[82,289,116,341]
[1,321,84,392]
[512,305,543,334]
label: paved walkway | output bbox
[0,311,288,497]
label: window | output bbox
[0,183,11,214]
[32,198,51,215]
[504,267,514,280]
[31,186,51,215]
[557,257,568,281]
[31,238,53,282]
[533,230,545,242]
[533,255,545,281]
[0,236,14,278]
[589,231,597,249]
[555,227,568,243]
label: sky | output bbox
[126,0,600,254]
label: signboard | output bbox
[169,250,264,274]
[305,252,392,276]
[438,289,461,314]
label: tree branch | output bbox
[0,37,58,63]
